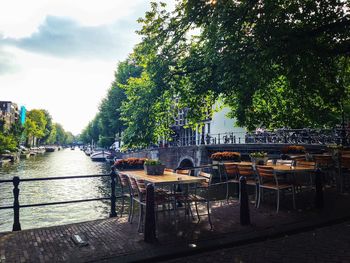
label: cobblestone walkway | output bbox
[166,221,350,263]
[0,190,349,263]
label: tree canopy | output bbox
[82,0,349,149]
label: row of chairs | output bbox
[115,155,350,231]
[116,168,220,231]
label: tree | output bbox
[55,123,66,145]
[135,0,350,130]
[0,132,18,153]
[25,109,47,146]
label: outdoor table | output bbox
[121,169,206,186]
[120,169,206,242]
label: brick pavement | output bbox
[165,221,350,263]
[0,189,350,263]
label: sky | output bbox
[0,0,172,135]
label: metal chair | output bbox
[116,171,132,220]
[256,166,296,213]
[236,164,259,205]
[314,155,335,186]
[189,169,228,229]
[127,175,174,232]
[222,163,239,200]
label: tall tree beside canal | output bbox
[80,58,144,148]
[25,109,47,146]
[134,0,350,130]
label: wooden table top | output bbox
[119,170,207,186]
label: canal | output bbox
[0,148,115,232]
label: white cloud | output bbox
[0,0,147,38]
[0,0,175,134]
[2,16,140,60]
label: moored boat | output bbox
[45,146,57,152]
[90,150,111,162]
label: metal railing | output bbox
[0,168,120,231]
[164,128,349,147]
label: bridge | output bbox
[122,143,328,169]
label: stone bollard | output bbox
[315,168,324,209]
[12,176,21,231]
[144,183,157,243]
[239,176,250,225]
[109,167,117,218]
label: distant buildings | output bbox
[169,102,246,146]
[0,101,22,131]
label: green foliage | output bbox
[0,132,18,153]
[144,159,162,165]
[250,152,268,158]
[26,109,47,139]
[135,0,350,130]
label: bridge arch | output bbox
[177,156,195,169]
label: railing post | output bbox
[239,176,250,225]
[144,183,157,243]
[109,167,117,217]
[12,176,21,231]
[315,168,324,209]
[218,133,221,144]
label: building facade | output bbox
[168,103,246,146]
[0,101,20,131]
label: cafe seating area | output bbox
[114,149,350,238]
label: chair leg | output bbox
[138,204,143,233]
[206,201,213,230]
[255,183,259,208]
[292,186,296,209]
[128,196,133,222]
[257,187,262,208]
[121,196,125,217]
[194,201,200,221]
[130,198,135,223]
[276,189,280,213]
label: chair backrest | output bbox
[223,163,239,180]
[198,171,212,187]
[291,155,306,162]
[296,161,316,168]
[127,175,146,197]
[256,166,276,185]
[117,172,129,188]
[237,164,255,179]
[276,159,293,166]
[314,155,333,168]
[176,169,190,175]
[164,168,174,173]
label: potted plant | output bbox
[144,159,166,175]
[211,152,241,163]
[250,152,268,165]
[281,145,306,159]
[114,158,146,170]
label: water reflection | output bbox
[0,148,115,232]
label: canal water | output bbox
[0,148,116,232]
